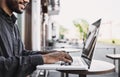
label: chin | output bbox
[14,9,24,14]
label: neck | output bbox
[1,0,13,16]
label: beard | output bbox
[6,0,23,14]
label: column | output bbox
[32,0,42,51]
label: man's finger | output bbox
[64,52,73,62]
[62,57,72,63]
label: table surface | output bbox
[52,48,81,53]
[106,54,120,59]
[59,60,115,75]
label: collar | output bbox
[0,8,17,24]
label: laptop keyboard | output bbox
[60,57,83,66]
[55,57,84,66]
[72,57,83,66]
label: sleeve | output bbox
[16,54,44,77]
[0,40,44,77]
[20,48,44,66]
[0,56,19,77]
[22,49,51,55]
[14,24,45,65]
[0,54,44,77]
[21,53,44,66]
[0,21,44,77]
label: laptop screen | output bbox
[81,19,101,68]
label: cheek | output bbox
[7,0,19,9]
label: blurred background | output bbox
[16,0,120,51]
[16,0,120,77]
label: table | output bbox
[52,48,81,53]
[106,54,120,77]
[58,60,115,77]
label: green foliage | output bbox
[59,26,67,39]
[73,19,89,40]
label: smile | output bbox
[19,2,28,8]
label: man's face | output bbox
[6,0,29,14]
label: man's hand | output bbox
[42,51,73,64]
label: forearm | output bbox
[22,49,57,55]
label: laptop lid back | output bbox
[81,19,101,68]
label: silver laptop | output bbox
[37,19,101,70]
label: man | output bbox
[0,0,73,77]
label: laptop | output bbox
[37,19,102,70]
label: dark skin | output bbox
[0,0,73,64]
[42,51,73,63]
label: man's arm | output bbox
[0,46,44,77]
[0,54,44,77]
[22,49,58,55]
[22,49,73,64]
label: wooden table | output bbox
[106,54,120,77]
[58,60,115,77]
